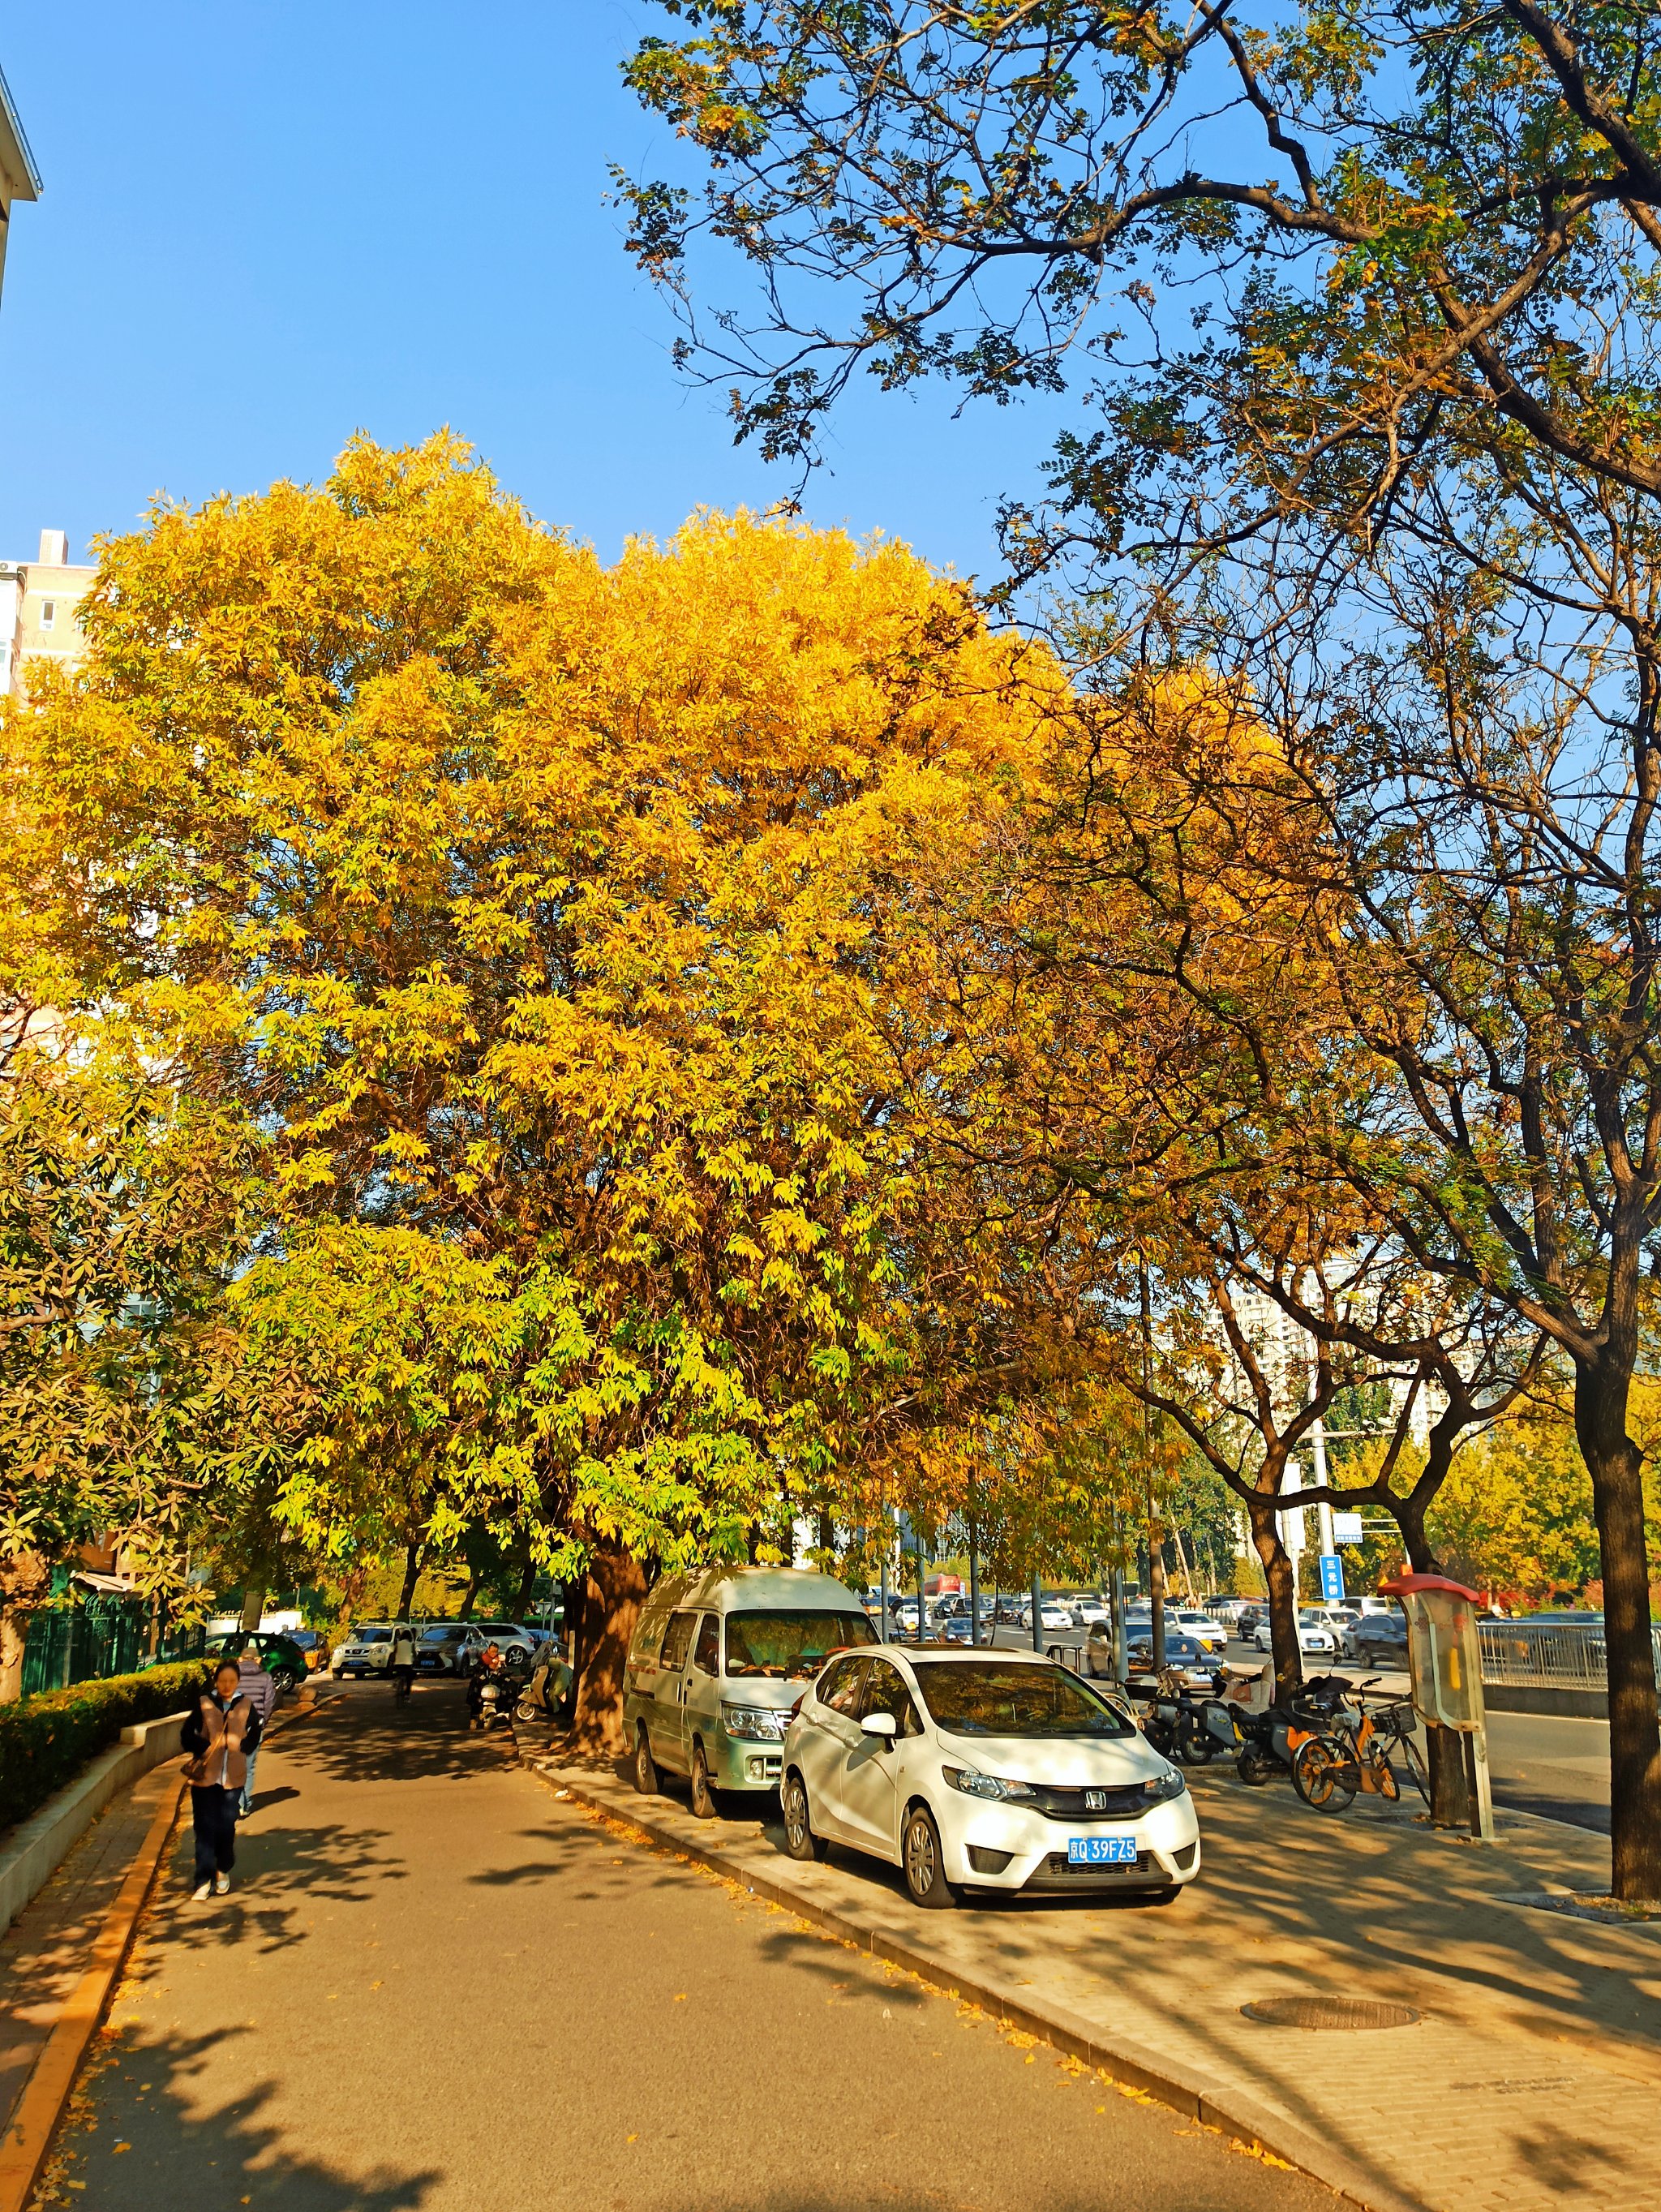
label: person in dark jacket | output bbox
[182,1658,263,1901]
[234,1643,278,1815]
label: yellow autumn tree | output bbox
[7,433,1075,1745]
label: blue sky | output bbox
[0,3,1061,579]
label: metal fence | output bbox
[1478,1618,1661,1690]
[20,1592,206,1698]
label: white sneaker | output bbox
[212,1873,231,1896]
[191,1880,212,1902]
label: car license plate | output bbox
[1067,1834,1138,1865]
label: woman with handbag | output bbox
[181,1657,264,1901]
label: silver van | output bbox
[624,1566,875,1816]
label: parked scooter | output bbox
[1234,1673,1350,1785]
[514,1653,574,1728]
[1139,1666,1227,1766]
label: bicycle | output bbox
[1292,1685,1427,1813]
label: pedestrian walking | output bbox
[390,1621,417,1701]
[181,1658,263,1901]
[235,1641,278,1814]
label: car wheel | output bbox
[781,1769,829,1862]
[901,1805,957,1909]
[633,1726,659,1796]
[689,1739,718,1819]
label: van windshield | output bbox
[725,1610,876,1678]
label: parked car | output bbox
[1251,1610,1338,1657]
[779,1647,1198,1906]
[1068,1596,1110,1627]
[285,1628,327,1671]
[1202,1595,1246,1627]
[333,1624,408,1678]
[1125,1633,1217,1691]
[470,1620,538,1659]
[204,1629,310,1692]
[626,1566,876,1815]
[1339,1612,1410,1663]
[416,1623,487,1675]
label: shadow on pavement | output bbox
[154,1818,409,1958]
[278,1684,516,1786]
[49,2024,441,2212]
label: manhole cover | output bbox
[1241,1996,1421,2030]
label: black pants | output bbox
[191,1785,238,1884]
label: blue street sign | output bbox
[1319,1553,1346,1602]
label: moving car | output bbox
[1251,1609,1338,1656]
[1339,1611,1409,1663]
[626,1566,875,1815]
[1171,1609,1230,1654]
[780,1647,1199,1907]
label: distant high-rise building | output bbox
[0,530,98,697]
[0,62,41,310]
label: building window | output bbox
[39,600,54,630]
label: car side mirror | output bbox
[861,1711,898,1742]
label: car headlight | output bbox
[941,1766,1037,1802]
[1142,1767,1187,1805]
[721,1703,788,1741]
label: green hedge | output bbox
[0,1659,208,1832]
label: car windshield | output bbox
[421,1627,466,1643]
[352,1627,393,1643]
[912,1661,1135,1738]
[724,1609,876,1678]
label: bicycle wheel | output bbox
[1293,1735,1358,1812]
[1397,1734,1430,1804]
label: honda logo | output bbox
[1084,1789,1107,1811]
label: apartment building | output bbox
[0,62,41,311]
[0,529,97,696]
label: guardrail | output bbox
[1478,1618,1661,1689]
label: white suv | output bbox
[337,1623,404,1677]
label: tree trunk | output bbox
[238,1583,265,1634]
[568,1543,648,1758]
[457,1571,483,1621]
[396,1542,423,1623]
[0,1604,28,1703]
[1,1553,49,1700]
[1577,1356,1661,1900]
[512,1552,538,1621]
[1248,1495,1302,1702]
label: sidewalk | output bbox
[526,1743,1661,2212]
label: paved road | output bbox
[38,1682,1335,2212]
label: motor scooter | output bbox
[468,1669,514,1733]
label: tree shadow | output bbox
[43,2022,440,2212]
[153,1815,408,1958]
[273,1685,517,1787]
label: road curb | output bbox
[0,1772,182,2212]
[520,1750,1424,2212]
[0,1688,329,2212]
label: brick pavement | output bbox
[530,1746,1661,2212]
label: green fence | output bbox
[20,1582,205,1698]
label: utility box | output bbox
[1380,1572,1494,1840]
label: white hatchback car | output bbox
[1251,1611,1338,1656]
[780,1647,1200,1908]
